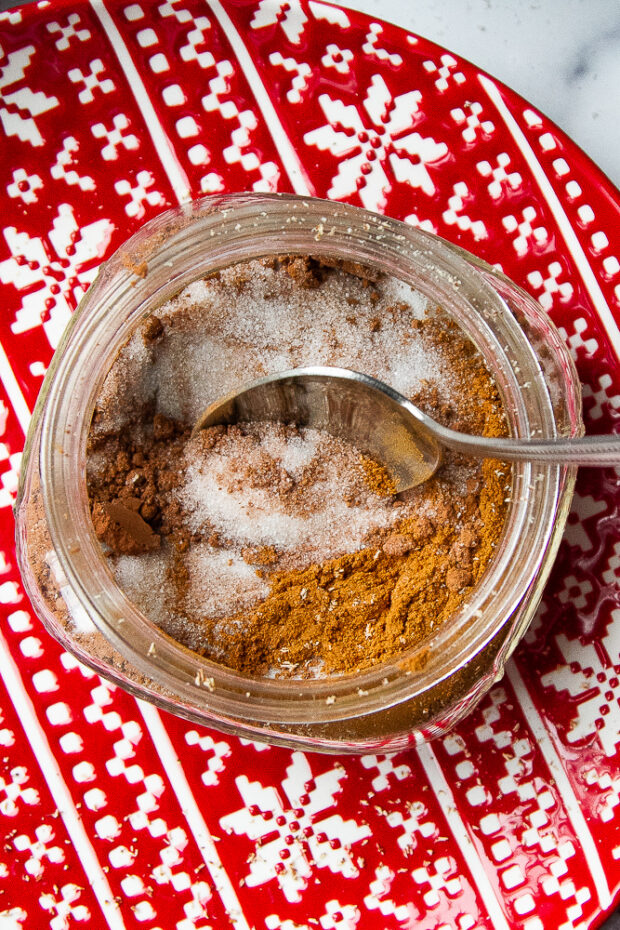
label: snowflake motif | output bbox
[450,101,494,144]
[476,152,522,200]
[557,316,598,360]
[542,616,620,756]
[269,51,311,104]
[7,167,43,204]
[114,170,165,219]
[221,751,371,902]
[360,753,411,792]
[91,113,139,161]
[0,765,39,816]
[412,856,464,909]
[0,203,114,347]
[251,0,307,44]
[304,74,447,212]
[185,729,231,786]
[363,23,402,67]
[365,866,412,921]
[200,60,280,192]
[51,136,95,191]
[386,801,436,854]
[423,54,465,92]
[39,883,90,925]
[67,58,115,104]
[321,43,353,75]
[0,43,59,146]
[14,824,65,878]
[320,899,360,929]
[503,205,549,257]
[46,13,91,51]
[442,181,488,240]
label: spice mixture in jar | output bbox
[86,256,511,679]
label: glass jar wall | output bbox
[15,194,582,752]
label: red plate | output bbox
[0,1,619,928]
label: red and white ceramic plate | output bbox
[0,1,618,927]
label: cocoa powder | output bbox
[86,256,511,679]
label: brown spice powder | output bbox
[361,457,398,498]
[214,458,507,677]
[86,258,510,679]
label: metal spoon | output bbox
[194,366,620,492]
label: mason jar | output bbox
[15,193,582,753]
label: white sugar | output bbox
[181,469,398,561]
[184,545,269,618]
[113,545,268,624]
[93,337,155,437]
[113,550,171,626]
[259,429,320,476]
[381,274,429,317]
[178,425,404,568]
[93,259,454,434]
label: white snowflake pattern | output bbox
[13,824,65,878]
[39,884,90,925]
[0,42,59,146]
[363,23,402,67]
[0,765,39,816]
[304,74,447,212]
[442,181,488,240]
[221,751,370,902]
[0,203,114,347]
[542,614,620,757]
[321,43,353,75]
[114,170,165,219]
[250,0,307,44]
[50,136,95,191]
[269,51,311,104]
[7,167,43,204]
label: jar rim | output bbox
[36,193,580,726]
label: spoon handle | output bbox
[439,430,620,467]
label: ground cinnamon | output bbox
[86,256,510,679]
[212,458,507,677]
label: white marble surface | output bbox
[342,0,620,191]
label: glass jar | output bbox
[15,193,582,753]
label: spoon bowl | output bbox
[195,366,620,491]
[195,367,442,491]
